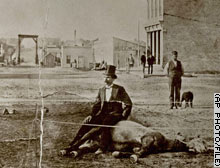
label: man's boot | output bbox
[170,103,174,109]
[174,103,178,109]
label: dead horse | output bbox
[60,120,208,163]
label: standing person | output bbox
[141,51,146,76]
[165,51,184,109]
[62,65,132,155]
[147,54,155,74]
[72,59,77,68]
[127,54,134,73]
[146,46,154,74]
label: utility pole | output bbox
[74,29,77,46]
[138,20,140,66]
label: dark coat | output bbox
[91,84,132,119]
[167,60,184,78]
[147,56,155,65]
[141,55,146,64]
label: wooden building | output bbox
[94,37,146,69]
[61,45,93,69]
[43,53,56,67]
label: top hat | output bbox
[104,65,117,79]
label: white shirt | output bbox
[105,84,113,101]
[164,62,169,75]
[172,59,177,67]
[164,59,184,76]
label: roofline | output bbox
[63,45,92,49]
[112,37,146,47]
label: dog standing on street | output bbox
[181,91,194,108]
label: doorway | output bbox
[78,56,84,68]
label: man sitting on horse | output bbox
[63,65,132,155]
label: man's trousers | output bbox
[148,64,153,74]
[169,77,182,106]
[69,102,123,152]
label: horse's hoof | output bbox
[3,108,9,115]
[10,109,16,114]
[70,151,78,158]
[133,147,141,153]
[59,150,67,156]
[112,151,120,158]
[130,154,138,163]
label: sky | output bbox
[0,0,148,46]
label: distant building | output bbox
[61,45,93,69]
[94,37,146,69]
[45,45,61,66]
[0,38,22,65]
[0,42,16,64]
[38,37,94,69]
[43,53,56,67]
[145,0,220,72]
[39,45,61,66]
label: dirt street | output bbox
[0,67,218,168]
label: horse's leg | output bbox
[129,135,156,163]
[112,143,139,159]
[71,127,102,150]
[69,115,103,147]
[71,143,100,158]
[112,151,134,158]
[69,124,94,147]
[63,127,101,155]
[190,100,193,108]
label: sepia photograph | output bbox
[0,0,219,167]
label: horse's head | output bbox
[140,132,166,152]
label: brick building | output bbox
[145,0,220,72]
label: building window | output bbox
[66,55,71,64]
